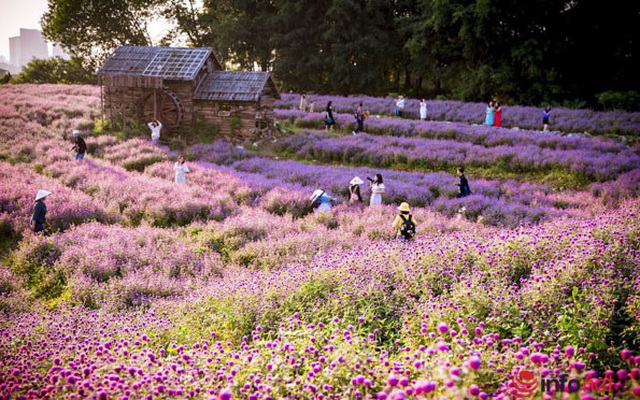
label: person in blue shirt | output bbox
[310,189,335,213]
[32,189,51,235]
[542,106,551,131]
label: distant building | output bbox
[51,43,70,60]
[9,29,50,69]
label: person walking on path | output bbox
[542,106,551,131]
[353,102,365,135]
[392,202,417,241]
[32,189,51,235]
[456,167,472,197]
[419,99,428,120]
[493,102,502,127]
[174,156,190,185]
[484,101,495,126]
[349,176,364,206]
[325,101,336,132]
[148,119,162,143]
[369,173,385,206]
[395,96,406,117]
[299,94,307,111]
[71,129,87,160]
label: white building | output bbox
[10,28,49,68]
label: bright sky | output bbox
[0,0,49,61]
[0,0,177,62]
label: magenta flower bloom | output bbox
[388,375,399,387]
[437,322,449,333]
[469,384,480,396]
[571,361,586,371]
[565,346,575,358]
[219,389,232,400]
[469,356,482,370]
[620,349,632,360]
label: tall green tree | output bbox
[269,0,331,93]
[320,0,398,94]
[41,0,163,68]
[197,0,276,70]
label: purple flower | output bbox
[468,356,482,370]
[469,384,480,396]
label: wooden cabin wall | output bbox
[194,101,259,140]
[103,86,149,129]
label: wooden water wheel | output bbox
[138,89,184,129]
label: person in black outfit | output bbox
[71,130,87,160]
[325,101,336,131]
[457,167,471,197]
[32,189,51,235]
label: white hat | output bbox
[350,176,364,185]
[72,130,79,135]
[35,189,52,201]
[310,189,324,201]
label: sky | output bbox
[0,0,176,62]
[0,0,49,61]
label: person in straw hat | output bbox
[348,176,364,206]
[32,189,52,235]
[392,202,417,240]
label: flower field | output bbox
[1,84,640,399]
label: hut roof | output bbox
[97,46,221,81]
[194,71,280,102]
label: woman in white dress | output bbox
[419,99,427,120]
[148,119,162,143]
[174,156,190,184]
[369,173,385,206]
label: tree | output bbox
[41,0,163,68]
[10,57,96,84]
[197,0,276,71]
[0,70,10,85]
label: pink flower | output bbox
[469,356,482,370]
[469,384,480,396]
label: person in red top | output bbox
[493,102,502,127]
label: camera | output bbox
[366,177,374,182]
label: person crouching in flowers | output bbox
[392,202,417,241]
[310,189,334,213]
[349,176,364,206]
[174,156,190,185]
[32,189,51,235]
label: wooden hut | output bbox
[96,45,280,141]
[194,71,279,137]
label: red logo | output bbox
[584,376,614,394]
[512,370,538,398]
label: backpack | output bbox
[399,214,416,240]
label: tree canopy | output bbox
[40,0,640,106]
